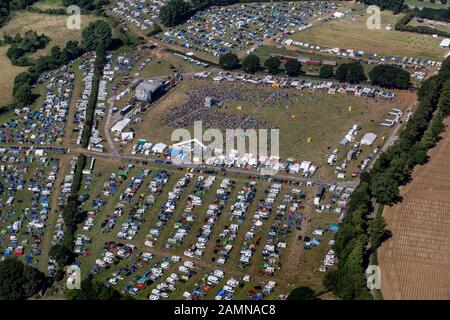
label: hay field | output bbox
[0,10,102,108]
[290,8,447,60]
[378,119,450,300]
[0,11,101,56]
[0,46,27,106]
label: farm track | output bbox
[37,155,71,272]
[379,119,450,300]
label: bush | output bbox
[288,286,317,300]
[284,59,301,77]
[335,62,366,84]
[319,64,334,79]
[369,65,410,89]
[242,54,260,74]
[219,52,239,70]
[264,56,281,74]
[0,258,46,300]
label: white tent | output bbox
[111,118,131,133]
[361,133,377,146]
[152,143,167,154]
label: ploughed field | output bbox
[379,119,450,300]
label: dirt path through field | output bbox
[37,155,71,272]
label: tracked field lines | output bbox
[379,121,450,300]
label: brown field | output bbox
[0,46,27,106]
[0,11,101,56]
[378,119,450,300]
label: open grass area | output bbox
[0,11,105,108]
[0,11,102,57]
[290,7,447,60]
[0,46,27,107]
[126,80,413,180]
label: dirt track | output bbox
[378,120,450,300]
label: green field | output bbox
[290,7,447,60]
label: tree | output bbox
[319,64,334,79]
[82,20,112,51]
[284,59,301,77]
[159,0,193,27]
[219,52,239,70]
[360,0,405,14]
[368,214,387,250]
[335,62,366,84]
[66,278,122,300]
[346,62,367,84]
[14,82,34,106]
[371,170,400,205]
[264,56,281,74]
[369,65,410,89]
[242,54,260,74]
[288,286,317,300]
[335,64,348,82]
[0,258,46,300]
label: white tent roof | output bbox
[361,133,377,146]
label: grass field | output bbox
[0,10,104,109]
[0,46,27,106]
[0,11,101,56]
[126,80,413,180]
[290,7,447,60]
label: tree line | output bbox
[360,0,405,14]
[324,55,450,299]
[220,53,410,89]
[4,30,51,66]
[395,12,450,37]
[62,0,109,12]
[0,0,39,27]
